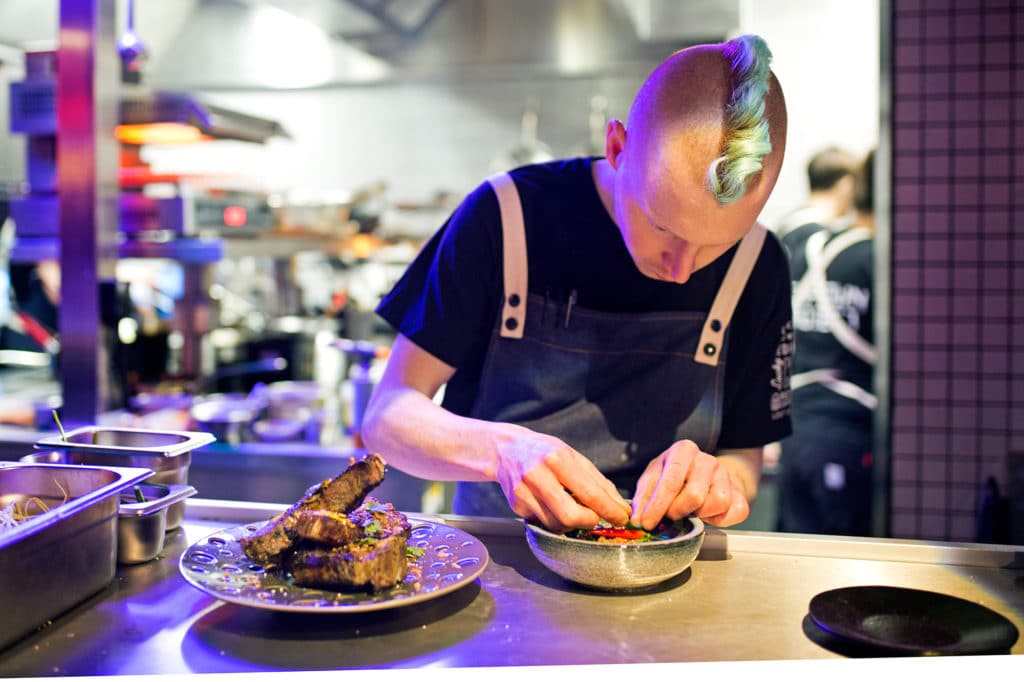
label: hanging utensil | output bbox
[117,0,148,83]
[491,96,554,171]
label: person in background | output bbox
[0,213,60,355]
[775,148,876,536]
[761,145,860,473]
[773,146,859,239]
[362,34,793,533]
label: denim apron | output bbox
[452,172,767,517]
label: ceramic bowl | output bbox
[524,515,705,591]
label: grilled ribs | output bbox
[348,498,413,539]
[239,454,418,592]
[240,453,387,565]
[287,533,410,591]
[288,497,413,590]
[291,509,363,547]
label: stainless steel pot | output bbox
[128,356,288,414]
[189,393,265,444]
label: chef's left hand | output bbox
[629,440,759,528]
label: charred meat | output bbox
[348,498,412,539]
[287,534,410,591]
[239,454,418,592]
[291,509,363,547]
[240,453,386,565]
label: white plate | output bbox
[179,517,489,613]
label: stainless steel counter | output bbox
[0,499,1022,677]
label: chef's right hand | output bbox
[493,424,630,533]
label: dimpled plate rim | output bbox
[178,516,490,613]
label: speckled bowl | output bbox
[525,516,705,591]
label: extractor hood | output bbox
[0,1,740,91]
[143,0,740,89]
[117,87,289,144]
[8,50,288,145]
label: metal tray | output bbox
[0,462,153,651]
[35,426,215,457]
[30,426,215,530]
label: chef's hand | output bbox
[630,440,756,528]
[494,424,631,533]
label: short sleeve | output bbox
[374,181,503,370]
[716,234,794,450]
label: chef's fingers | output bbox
[591,469,630,513]
[701,491,749,527]
[662,449,718,521]
[629,452,682,529]
[517,455,605,530]
[629,464,659,526]
[509,481,570,533]
[686,463,733,521]
[558,449,622,500]
[546,449,629,527]
[633,442,703,529]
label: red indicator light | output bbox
[223,205,247,227]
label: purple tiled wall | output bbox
[889,0,1022,541]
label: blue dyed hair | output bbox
[706,34,774,205]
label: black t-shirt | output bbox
[781,221,874,444]
[377,157,793,450]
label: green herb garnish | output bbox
[52,410,66,441]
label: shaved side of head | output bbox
[623,35,787,232]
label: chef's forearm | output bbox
[361,386,499,483]
[715,447,763,502]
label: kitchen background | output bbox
[0,0,879,229]
[0,0,1019,545]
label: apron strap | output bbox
[793,226,876,364]
[695,223,767,367]
[487,172,528,339]
[792,369,878,410]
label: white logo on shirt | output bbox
[770,320,793,420]
[793,281,871,333]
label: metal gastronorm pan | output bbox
[31,426,215,529]
[0,462,153,651]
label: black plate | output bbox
[808,585,1019,655]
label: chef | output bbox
[362,34,793,533]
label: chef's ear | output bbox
[605,119,627,169]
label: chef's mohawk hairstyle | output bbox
[706,34,774,206]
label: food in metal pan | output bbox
[0,479,69,531]
[239,453,421,591]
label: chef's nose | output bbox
[663,242,698,284]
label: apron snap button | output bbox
[703,343,717,356]
[505,317,519,331]
[508,293,521,307]
[710,319,722,332]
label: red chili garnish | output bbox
[588,528,648,540]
